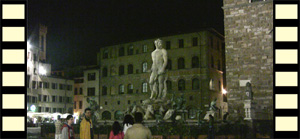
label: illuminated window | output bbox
[142,62,148,73]
[119,84,124,94]
[127,84,133,94]
[128,46,134,55]
[143,45,147,53]
[103,49,108,59]
[88,73,96,81]
[142,82,148,93]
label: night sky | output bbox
[28,0,224,70]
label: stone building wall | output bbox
[73,77,85,116]
[223,0,273,120]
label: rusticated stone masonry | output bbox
[223,0,273,120]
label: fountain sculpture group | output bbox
[86,38,221,124]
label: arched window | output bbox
[142,82,148,93]
[188,108,197,119]
[166,41,171,49]
[119,65,124,75]
[192,37,198,46]
[192,56,199,68]
[210,79,214,90]
[127,84,133,94]
[166,80,172,92]
[178,39,184,48]
[119,84,124,94]
[119,47,125,56]
[115,111,124,120]
[167,59,172,70]
[79,88,83,95]
[102,67,108,77]
[192,78,200,90]
[143,45,147,53]
[102,111,111,120]
[74,88,78,95]
[110,86,115,95]
[110,66,116,76]
[128,64,133,74]
[142,62,148,73]
[128,46,134,55]
[178,79,185,91]
[102,86,107,96]
[178,58,185,69]
[103,49,108,59]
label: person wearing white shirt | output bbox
[122,114,134,135]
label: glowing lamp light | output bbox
[222,89,227,94]
[27,42,32,50]
[33,118,37,124]
[28,113,34,118]
[30,105,36,112]
[39,66,47,75]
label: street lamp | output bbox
[222,89,227,94]
[39,66,47,75]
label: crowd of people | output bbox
[54,108,152,139]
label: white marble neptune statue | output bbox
[149,38,168,100]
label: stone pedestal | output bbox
[176,110,188,121]
[244,100,256,121]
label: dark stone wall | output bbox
[223,0,273,120]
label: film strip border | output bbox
[274,0,300,138]
[0,0,27,138]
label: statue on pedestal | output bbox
[197,109,204,126]
[86,97,101,125]
[245,82,253,100]
[149,38,168,100]
[144,105,154,120]
[209,98,219,112]
[175,94,186,110]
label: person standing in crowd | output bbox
[123,115,134,135]
[80,108,93,139]
[109,121,124,139]
[55,115,62,139]
[124,112,152,139]
[61,115,75,139]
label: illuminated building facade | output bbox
[27,25,74,116]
